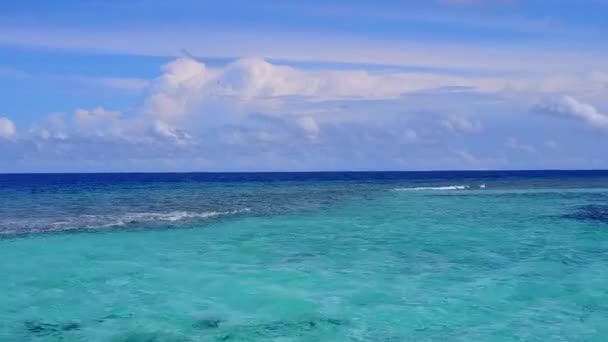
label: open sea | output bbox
[1,171,608,341]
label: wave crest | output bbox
[394,185,468,191]
[0,208,251,236]
[98,209,251,227]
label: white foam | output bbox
[100,208,252,227]
[1,208,252,235]
[394,185,468,191]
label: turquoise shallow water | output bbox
[1,172,608,341]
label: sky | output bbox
[1,0,607,172]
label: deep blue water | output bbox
[3,170,608,186]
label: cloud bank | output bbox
[1,56,607,172]
[535,96,608,131]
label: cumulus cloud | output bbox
[74,107,126,138]
[535,96,608,131]
[140,57,608,134]
[29,113,68,141]
[0,117,16,139]
[10,56,589,171]
[143,56,553,124]
[2,56,504,170]
[13,56,522,152]
[26,105,194,156]
[144,57,211,122]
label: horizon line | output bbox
[2,169,608,176]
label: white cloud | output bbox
[535,96,608,131]
[504,137,536,153]
[153,120,193,146]
[28,105,193,152]
[75,107,121,124]
[29,113,68,140]
[144,57,211,122]
[141,56,534,126]
[0,117,16,139]
[441,116,483,133]
[73,107,149,142]
[296,116,320,138]
[9,56,518,169]
[16,56,591,141]
[11,55,606,171]
[158,57,210,88]
[145,57,608,127]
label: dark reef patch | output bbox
[563,204,608,224]
[119,331,187,342]
[96,313,132,323]
[216,317,346,340]
[193,318,222,329]
[24,321,59,335]
[61,322,81,331]
[24,320,81,336]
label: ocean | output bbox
[1,171,608,341]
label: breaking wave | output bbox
[0,208,251,236]
[394,184,486,191]
[394,185,468,191]
[95,209,251,227]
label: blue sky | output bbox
[1,0,607,172]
